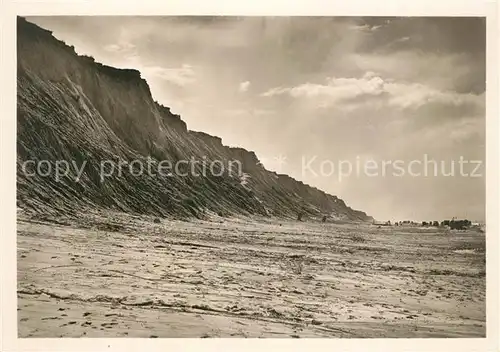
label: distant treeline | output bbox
[393,219,474,230]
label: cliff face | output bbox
[16,17,372,222]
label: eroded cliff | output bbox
[16,17,372,222]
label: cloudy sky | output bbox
[26,16,486,222]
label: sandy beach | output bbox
[17,213,486,338]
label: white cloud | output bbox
[261,73,385,104]
[141,64,196,86]
[103,27,138,54]
[384,82,484,110]
[239,81,251,92]
[261,72,484,112]
[104,41,135,53]
[349,51,474,92]
[261,87,287,97]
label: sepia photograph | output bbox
[1,1,498,349]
